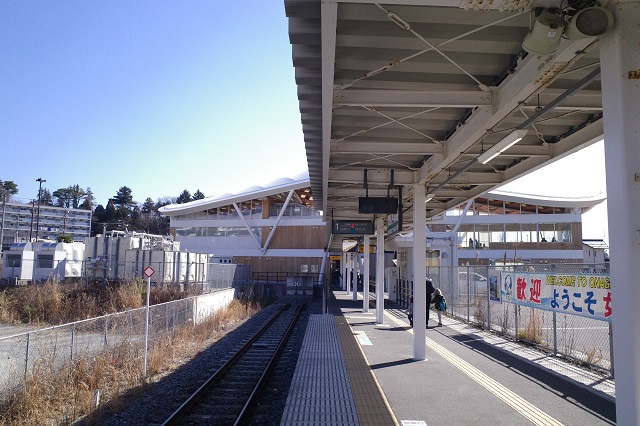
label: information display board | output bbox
[332,220,374,235]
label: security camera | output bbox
[522,8,566,55]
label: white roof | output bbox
[158,171,311,216]
[484,189,606,209]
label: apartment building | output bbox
[0,201,91,250]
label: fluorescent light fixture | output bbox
[425,193,435,203]
[477,129,527,164]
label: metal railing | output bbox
[394,264,613,375]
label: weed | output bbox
[584,347,603,366]
[0,298,262,426]
[473,298,487,328]
[517,308,543,345]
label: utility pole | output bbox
[0,190,7,252]
[35,177,46,241]
[29,200,35,241]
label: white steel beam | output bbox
[321,2,338,212]
[333,90,492,108]
[331,141,444,155]
[261,189,295,254]
[232,203,262,250]
[418,37,602,185]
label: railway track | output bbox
[161,301,306,425]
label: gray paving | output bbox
[281,290,616,425]
[281,314,359,426]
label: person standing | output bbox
[407,297,414,327]
[432,288,446,326]
[426,278,435,325]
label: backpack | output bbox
[438,298,446,312]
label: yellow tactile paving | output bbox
[384,311,564,426]
[335,316,399,426]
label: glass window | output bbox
[521,223,536,242]
[37,254,54,268]
[489,223,504,244]
[252,200,262,218]
[557,223,571,242]
[457,224,475,248]
[6,254,21,267]
[476,224,489,248]
[538,223,554,242]
[505,223,521,242]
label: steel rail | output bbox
[161,302,291,426]
[234,302,306,425]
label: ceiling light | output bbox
[522,8,566,55]
[387,12,411,30]
[425,193,435,203]
[478,129,528,164]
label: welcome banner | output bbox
[497,270,612,321]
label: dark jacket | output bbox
[426,278,435,303]
[432,294,446,311]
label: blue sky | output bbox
[0,2,608,241]
[1,2,307,205]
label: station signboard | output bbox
[332,220,374,235]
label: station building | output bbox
[413,190,607,267]
[158,172,326,278]
[159,170,606,287]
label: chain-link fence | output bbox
[0,287,236,397]
[394,264,612,375]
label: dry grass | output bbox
[496,304,511,333]
[473,298,488,328]
[0,279,196,326]
[0,299,262,426]
[518,308,544,344]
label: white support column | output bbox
[341,252,346,290]
[320,251,328,314]
[413,183,427,360]
[600,4,640,423]
[353,253,359,302]
[376,217,385,324]
[363,235,370,312]
[346,252,352,295]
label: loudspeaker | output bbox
[358,197,398,214]
[565,7,613,39]
[522,9,566,55]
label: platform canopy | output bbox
[285,0,607,251]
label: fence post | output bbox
[552,311,558,355]
[166,303,169,334]
[486,270,491,331]
[24,332,30,377]
[467,270,471,323]
[515,305,519,342]
[104,318,108,349]
[609,322,615,377]
[71,323,75,363]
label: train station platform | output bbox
[281,289,616,426]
